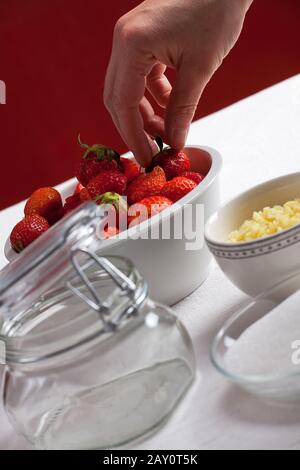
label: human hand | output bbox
[104,0,253,166]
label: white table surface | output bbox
[1,75,300,450]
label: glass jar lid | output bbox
[0,203,148,362]
[0,203,100,320]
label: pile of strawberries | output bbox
[10,136,205,253]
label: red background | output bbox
[0,0,299,210]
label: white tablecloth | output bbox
[1,75,300,450]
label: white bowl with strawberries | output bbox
[5,137,222,305]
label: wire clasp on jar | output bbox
[67,248,137,332]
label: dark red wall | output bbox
[0,0,299,210]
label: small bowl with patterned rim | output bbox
[205,172,300,296]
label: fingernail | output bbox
[172,128,188,149]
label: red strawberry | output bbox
[126,166,166,205]
[128,196,173,226]
[79,187,92,202]
[73,183,85,194]
[120,157,141,183]
[181,171,204,185]
[95,192,128,230]
[24,187,63,225]
[76,135,121,186]
[147,139,190,180]
[63,193,82,215]
[100,226,120,239]
[86,171,127,199]
[10,215,50,253]
[161,176,196,202]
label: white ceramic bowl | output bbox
[5,146,222,305]
[205,172,300,296]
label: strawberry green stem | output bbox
[77,134,120,161]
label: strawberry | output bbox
[79,187,92,202]
[24,187,63,225]
[181,171,204,185]
[161,176,196,202]
[100,226,120,239]
[147,138,190,180]
[128,196,173,226]
[126,166,166,205]
[76,135,121,186]
[95,192,128,230]
[63,193,82,215]
[73,183,85,194]
[10,215,50,253]
[86,171,127,199]
[120,157,141,183]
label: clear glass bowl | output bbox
[211,271,300,401]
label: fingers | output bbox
[146,63,172,108]
[139,96,167,142]
[104,55,122,134]
[104,26,157,166]
[114,59,159,167]
[117,105,158,168]
[165,63,210,150]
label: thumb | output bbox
[165,64,209,149]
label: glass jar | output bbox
[0,203,195,450]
